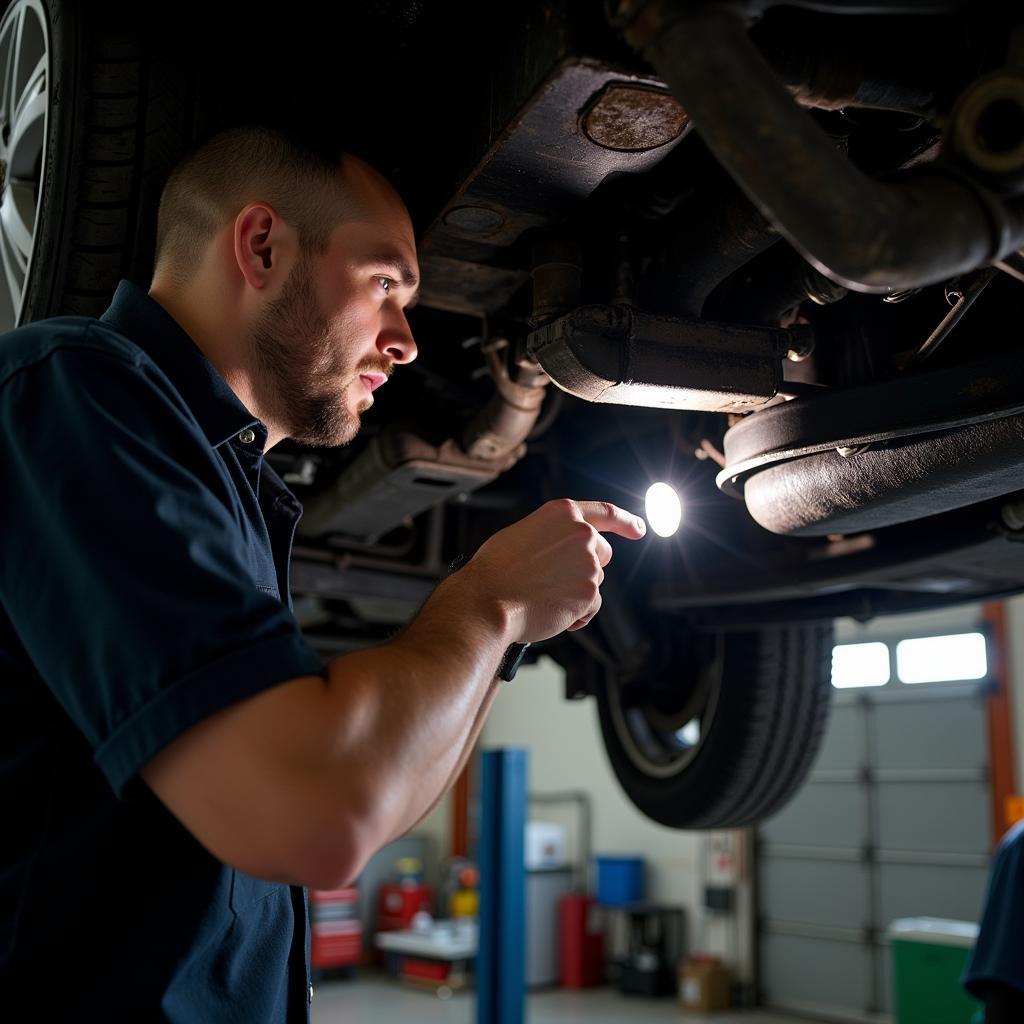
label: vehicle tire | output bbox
[595,624,834,828]
[0,0,201,330]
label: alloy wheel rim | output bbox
[608,636,724,780]
[0,0,48,331]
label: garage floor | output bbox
[311,976,820,1023]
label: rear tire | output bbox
[3,0,208,328]
[595,624,834,828]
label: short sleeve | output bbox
[963,823,1024,998]
[0,332,324,796]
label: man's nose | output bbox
[377,306,417,364]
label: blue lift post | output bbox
[477,748,527,1024]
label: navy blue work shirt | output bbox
[0,281,326,1021]
[964,821,1024,1004]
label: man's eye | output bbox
[375,276,393,295]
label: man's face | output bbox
[249,193,419,448]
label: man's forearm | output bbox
[322,567,519,846]
[397,672,504,840]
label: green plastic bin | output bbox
[888,918,982,1024]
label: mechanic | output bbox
[963,820,1024,1023]
[0,125,646,1021]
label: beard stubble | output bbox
[249,254,367,448]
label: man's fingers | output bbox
[575,500,647,540]
[594,533,613,568]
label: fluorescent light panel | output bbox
[831,642,890,689]
[896,632,987,684]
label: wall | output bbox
[481,655,706,956]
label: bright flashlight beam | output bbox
[645,482,682,537]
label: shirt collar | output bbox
[100,280,262,449]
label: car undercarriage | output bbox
[5,0,1024,827]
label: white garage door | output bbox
[757,608,993,1023]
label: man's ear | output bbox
[233,202,296,290]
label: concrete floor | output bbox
[311,975,820,1023]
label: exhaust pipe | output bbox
[617,1,1024,292]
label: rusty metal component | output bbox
[717,347,1024,535]
[642,182,779,318]
[803,268,848,307]
[418,257,529,318]
[719,347,1024,494]
[442,205,505,234]
[463,337,550,462]
[614,0,963,116]
[462,384,547,462]
[785,333,815,362]
[581,82,688,151]
[527,304,791,412]
[743,414,1024,536]
[416,58,686,316]
[622,2,1024,292]
[704,244,849,326]
[531,238,583,324]
[298,430,512,541]
[753,10,966,117]
[290,557,436,609]
[949,70,1024,196]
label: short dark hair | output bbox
[153,125,358,284]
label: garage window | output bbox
[831,641,890,688]
[895,631,988,684]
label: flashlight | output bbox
[645,482,682,537]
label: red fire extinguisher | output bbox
[559,893,604,988]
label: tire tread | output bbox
[597,623,835,829]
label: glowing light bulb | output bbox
[645,482,682,537]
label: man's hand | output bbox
[458,498,647,643]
